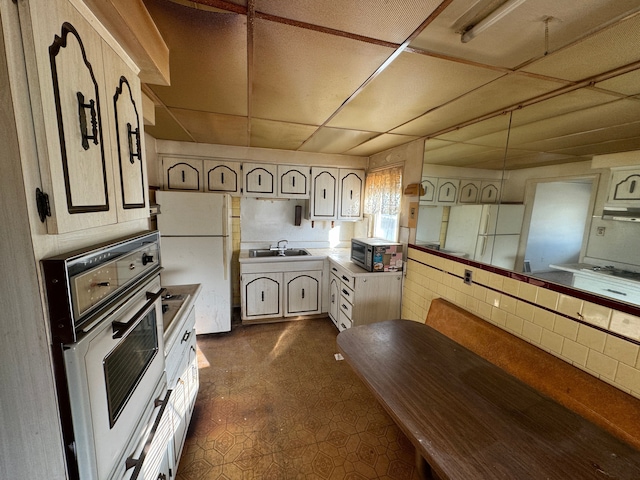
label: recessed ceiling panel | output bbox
[256,0,442,44]
[435,115,513,144]
[299,127,380,154]
[170,108,249,145]
[425,143,501,165]
[252,18,394,126]
[410,0,640,70]
[326,51,503,132]
[596,68,640,96]
[522,13,640,81]
[145,0,247,114]
[250,119,318,150]
[549,137,640,157]
[144,108,194,142]
[502,150,587,170]
[392,73,565,137]
[345,134,418,156]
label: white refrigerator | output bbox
[444,204,525,270]
[156,191,232,334]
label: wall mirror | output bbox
[417,89,640,313]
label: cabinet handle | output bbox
[631,180,636,194]
[342,275,349,282]
[261,291,264,301]
[341,304,348,310]
[221,172,225,184]
[341,289,350,297]
[293,176,296,187]
[301,288,305,299]
[181,330,191,343]
[331,293,335,303]
[182,170,185,182]
[323,188,326,199]
[77,91,98,150]
[127,123,141,164]
[605,288,627,296]
[340,323,347,330]
[258,174,262,186]
[350,190,353,200]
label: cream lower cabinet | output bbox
[240,260,324,321]
[328,259,402,330]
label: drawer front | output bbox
[339,283,355,304]
[338,310,352,331]
[339,295,353,319]
[330,262,355,289]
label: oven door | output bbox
[64,276,165,480]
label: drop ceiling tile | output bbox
[170,108,249,145]
[256,0,442,44]
[410,0,640,70]
[250,119,318,150]
[143,108,194,142]
[522,13,640,81]
[252,18,395,126]
[435,115,513,144]
[424,138,457,152]
[508,99,640,146]
[393,73,565,136]
[502,150,588,170]
[145,0,248,114]
[549,137,640,157]
[596,68,640,96]
[425,143,501,165]
[326,51,503,132]
[168,0,246,13]
[345,134,418,156]
[299,127,379,154]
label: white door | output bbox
[160,236,231,334]
[156,191,228,236]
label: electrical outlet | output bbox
[596,226,606,236]
[464,269,473,285]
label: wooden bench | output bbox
[336,299,640,479]
[426,298,640,451]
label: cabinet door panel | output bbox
[244,163,276,197]
[480,181,500,204]
[278,165,309,198]
[338,169,364,220]
[609,170,640,204]
[309,167,338,219]
[436,178,459,204]
[284,272,320,316]
[242,273,281,317]
[205,160,242,195]
[20,0,118,232]
[420,177,437,204]
[103,46,148,222]
[163,157,203,191]
[458,180,480,204]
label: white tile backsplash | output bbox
[405,247,640,401]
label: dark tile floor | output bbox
[176,316,421,480]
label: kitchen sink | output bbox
[249,248,310,257]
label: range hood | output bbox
[602,206,640,222]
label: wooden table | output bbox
[337,319,640,480]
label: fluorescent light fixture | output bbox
[461,0,527,43]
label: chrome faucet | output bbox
[270,239,288,255]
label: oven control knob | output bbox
[142,253,154,266]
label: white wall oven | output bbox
[42,231,171,480]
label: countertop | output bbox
[161,283,201,347]
[239,247,404,276]
[550,263,640,288]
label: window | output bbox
[364,166,403,241]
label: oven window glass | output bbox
[104,309,158,427]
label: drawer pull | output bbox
[77,91,98,150]
[261,291,264,301]
[341,304,348,310]
[302,288,305,299]
[342,275,349,282]
[181,330,191,343]
[332,267,338,272]
[340,323,347,330]
[341,289,350,297]
[605,288,627,296]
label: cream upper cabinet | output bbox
[19,0,119,233]
[308,167,339,220]
[479,181,500,204]
[102,44,148,222]
[608,168,640,206]
[458,180,481,204]
[338,169,364,220]
[162,157,203,191]
[243,163,277,197]
[435,178,459,205]
[419,177,438,205]
[204,160,242,195]
[277,165,310,198]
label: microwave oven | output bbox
[351,238,403,272]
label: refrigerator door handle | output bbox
[482,212,490,235]
[480,236,488,257]
[222,235,229,280]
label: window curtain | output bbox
[364,166,403,215]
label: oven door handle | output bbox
[112,288,165,339]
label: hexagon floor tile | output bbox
[176,316,422,480]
